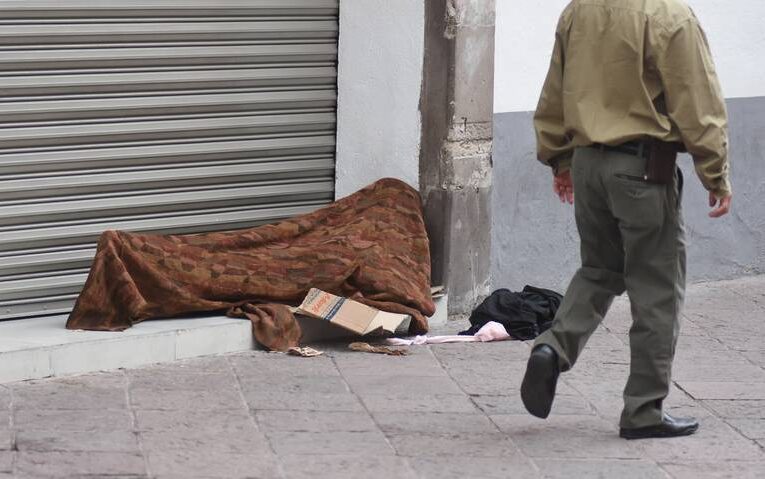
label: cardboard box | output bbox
[297,288,409,336]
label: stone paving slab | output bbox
[342,373,462,396]
[15,451,146,478]
[130,386,244,411]
[359,393,479,414]
[136,356,231,375]
[472,392,596,416]
[333,356,447,377]
[13,408,132,433]
[742,350,765,364]
[243,390,366,413]
[0,452,11,473]
[267,430,395,456]
[0,389,9,413]
[726,418,765,440]
[536,458,670,479]
[639,416,765,462]
[141,428,269,456]
[493,414,647,460]
[146,449,281,479]
[389,432,523,458]
[230,354,341,378]
[408,456,538,479]
[15,428,140,454]
[678,381,765,400]
[701,399,765,418]
[0,276,764,478]
[127,370,239,391]
[255,410,378,433]
[134,408,252,432]
[446,365,527,395]
[12,374,127,411]
[239,374,350,396]
[373,412,498,435]
[428,340,533,362]
[0,429,9,452]
[660,460,765,479]
[280,454,418,479]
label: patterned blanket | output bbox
[66,178,435,351]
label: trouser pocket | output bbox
[615,173,648,182]
[610,173,666,229]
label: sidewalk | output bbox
[1,276,764,478]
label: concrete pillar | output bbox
[420,0,495,316]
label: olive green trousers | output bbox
[535,146,686,429]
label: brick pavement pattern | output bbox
[1,276,764,478]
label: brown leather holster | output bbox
[645,140,679,184]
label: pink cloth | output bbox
[386,321,511,346]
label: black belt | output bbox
[593,140,650,159]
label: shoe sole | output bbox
[520,352,557,419]
[619,423,699,440]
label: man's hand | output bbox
[709,192,732,218]
[553,170,574,204]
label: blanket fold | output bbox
[66,178,435,350]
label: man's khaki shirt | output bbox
[534,0,731,198]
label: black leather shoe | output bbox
[520,344,560,418]
[619,414,699,440]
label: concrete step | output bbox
[0,295,447,384]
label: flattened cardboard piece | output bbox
[348,342,409,356]
[297,288,409,336]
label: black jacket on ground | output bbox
[460,286,563,340]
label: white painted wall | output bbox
[334,0,425,198]
[494,0,765,113]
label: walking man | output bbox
[520,0,732,439]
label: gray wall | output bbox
[491,96,765,293]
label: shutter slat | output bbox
[0,67,337,97]
[0,45,337,71]
[0,21,338,45]
[0,113,336,149]
[0,158,334,199]
[0,136,336,174]
[0,91,336,123]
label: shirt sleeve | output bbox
[533,31,573,175]
[656,18,732,199]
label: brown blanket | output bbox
[66,178,435,350]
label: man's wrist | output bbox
[710,176,732,199]
[712,186,732,200]
[551,155,572,176]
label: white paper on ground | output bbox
[385,321,511,346]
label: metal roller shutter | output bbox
[0,0,339,320]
